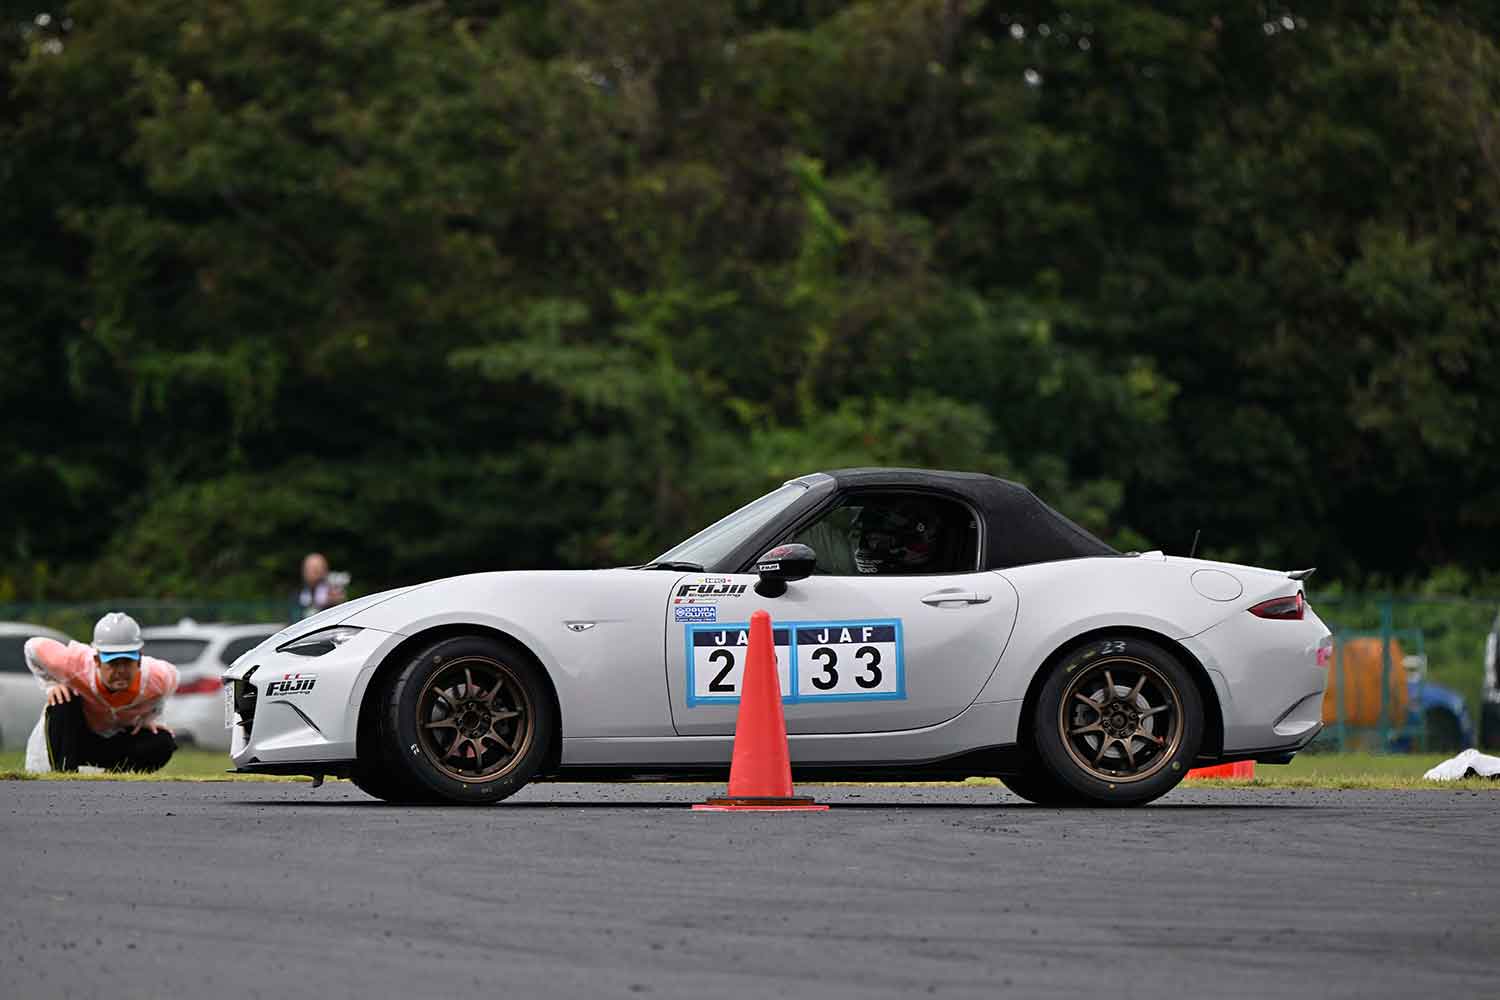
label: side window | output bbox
[220,634,275,666]
[788,492,979,575]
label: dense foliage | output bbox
[2,1,1497,599]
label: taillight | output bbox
[1248,592,1305,620]
[176,677,223,695]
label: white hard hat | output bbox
[92,612,144,656]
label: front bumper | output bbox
[225,627,400,768]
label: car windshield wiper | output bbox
[635,561,705,571]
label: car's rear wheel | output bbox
[362,635,556,805]
[1031,635,1203,807]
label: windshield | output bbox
[651,483,808,569]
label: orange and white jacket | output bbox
[23,637,178,772]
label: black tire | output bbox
[1032,635,1204,807]
[349,756,441,804]
[350,658,447,804]
[370,634,556,805]
[999,769,1083,806]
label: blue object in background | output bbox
[1389,680,1475,752]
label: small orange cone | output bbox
[694,609,828,812]
[1187,761,1255,780]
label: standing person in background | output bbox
[23,612,179,773]
[295,552,348,620]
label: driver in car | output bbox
[22,612,179,773]
[851,499,943,574]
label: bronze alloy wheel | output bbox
[1057,655,1184,783]
[414,656,535,783]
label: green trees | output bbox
[2,2,1496,598]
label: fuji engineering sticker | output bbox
[264,673,318,697]
[673,578,748,606]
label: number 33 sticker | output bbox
[795,624,899,698]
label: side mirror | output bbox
[754,543,816,597]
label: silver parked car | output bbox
[144,621,284,751]
[0,622,72,749]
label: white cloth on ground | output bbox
[1422,748,1500,781]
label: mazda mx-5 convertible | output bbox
[224,468,1330,806]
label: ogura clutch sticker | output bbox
[685,619,904,706]
[675,605,718,623]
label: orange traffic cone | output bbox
[694,609,828,812]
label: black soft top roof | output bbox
[811,468,1118,570]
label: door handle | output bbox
[921,591,992,606]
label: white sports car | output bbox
[224,468,1331,806]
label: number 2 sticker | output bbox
[686,626,792,704]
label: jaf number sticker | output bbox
[687,626,793,705]
[684,619,904,706]
[794,623,901,699]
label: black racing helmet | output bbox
[851,498,942,574]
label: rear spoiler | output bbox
[1285,567,1316,581]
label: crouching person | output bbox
[23,612,179,774]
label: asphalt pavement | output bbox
[2,780,1496,999]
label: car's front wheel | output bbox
[362,635,556,805]
[998,768,1082,806]
[1031,635,1203,807]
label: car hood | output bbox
[340,568,674,637]
[269,584,425,647]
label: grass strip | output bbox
[0,748,303,781]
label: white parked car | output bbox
[0,622,72,749]
[224,468,1332,807]
[144,622,284,751]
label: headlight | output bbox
[278,626,362,657]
